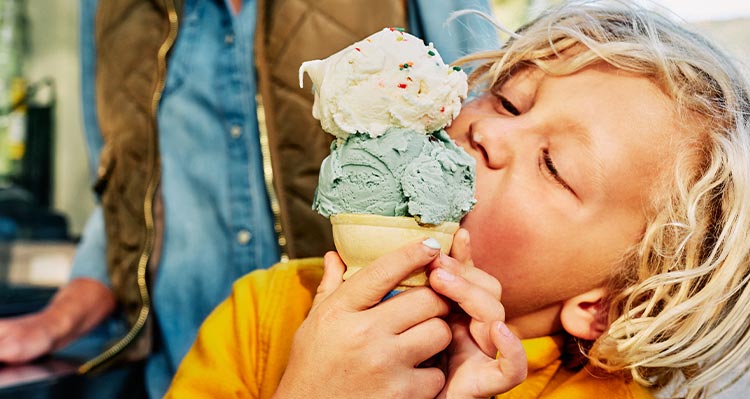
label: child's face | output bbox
[446,63,683,323]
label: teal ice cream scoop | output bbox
[313,128,475,225]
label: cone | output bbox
[330,213,459,290]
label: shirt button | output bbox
[225,34,234,44]
[236,229,251,245]
[230,125,242,138]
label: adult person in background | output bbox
[0,0,498,397]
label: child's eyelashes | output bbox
[541,149,576,195]
[500,96,520,116]
[495,94,521,116]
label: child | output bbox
[165,1,750,398]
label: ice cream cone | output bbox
[330,213,459,290]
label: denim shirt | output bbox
[73,0,498,397]
[408,0,501,64]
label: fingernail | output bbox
[496,321,513,337]
[422,237,441,250]
[435,267,455,281]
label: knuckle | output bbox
[387,378,410,397]
[363,350,391,371]
[512,365,528,383]
[406,242,430,264]
[368,262,396,284]
[497,303,506,320]
[312,303,341,326]
[348,321,374,344]
[415,288,448,311]
[432,319,452,348]
[490,279,502,297]
[504,355,528,383]
[419,370,446,398]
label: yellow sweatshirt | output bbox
[165,259,653,399]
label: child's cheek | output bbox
[463,206,533,279]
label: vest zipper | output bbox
[78,0,179,374]
[256,94,289,262]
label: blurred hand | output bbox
[429,228,528,398]
[274,239,452,399]
[0,311,59,363]
[0,278,115,364]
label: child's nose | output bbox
[469,119,520,170]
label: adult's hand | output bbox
[0,278,116,364]
[274,239,452,399]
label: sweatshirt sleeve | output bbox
[164,271,265,398]
[165,260,323,399]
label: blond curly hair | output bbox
[458,1,750,397]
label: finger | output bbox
[0,331,46,364]
[449,228,472,264]
[430,267,505,324]
[335,238,441,310]
[374,287,450,333]
[406,367,446,399]
[430,253,501,300]
[475,321,528,397]
[396,317,451,366]
[429,230,501,299]
[312,251,346,309]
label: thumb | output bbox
[449,228,472,264]
[477,321,527,396]
[312,251,346,309]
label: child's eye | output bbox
[498,95,521,116]
[541,149,575,194]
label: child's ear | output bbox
[560,287,608,341]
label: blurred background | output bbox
[0,0,748,290]
[491,0,750,60]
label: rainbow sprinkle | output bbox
[399,61,414,71]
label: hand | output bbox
[274,239,452,399]
[0,312,59,364]
[0,278,115,364]
[429,229,528,398]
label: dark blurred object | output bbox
[0,186,67,241]
[0,357,147,399]
[0,78,67,241]
[0,281,57,317]
[19,88,54,208]
[6,77,55,207]
[0,218,12,282]
[0,216,16,240]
